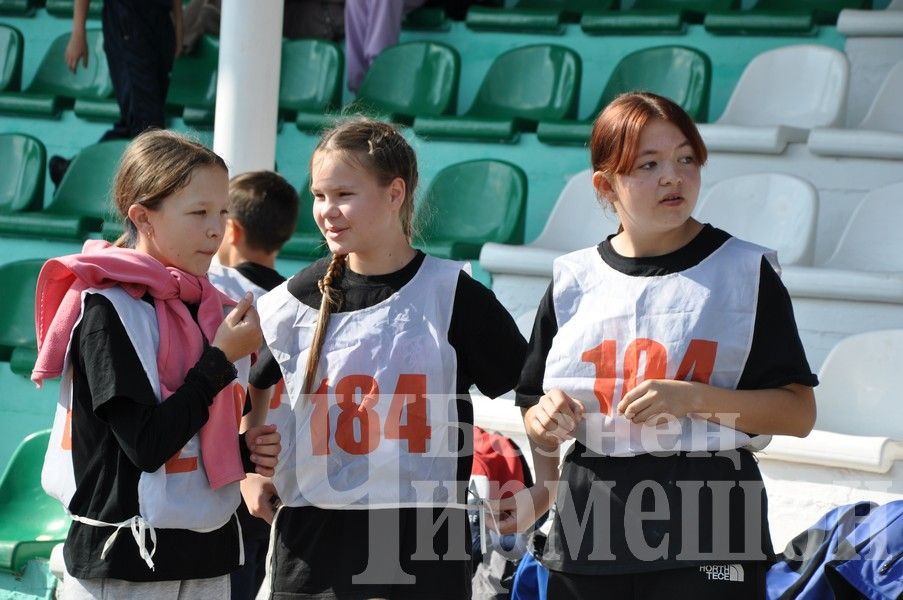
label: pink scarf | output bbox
[32,240,245,490]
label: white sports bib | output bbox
[42,287,249,567]
[544,238,776,456]
[258,256,463,509]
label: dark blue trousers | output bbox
[100,0,174,141]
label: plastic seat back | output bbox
[0,0,40,17]
[717,45,848,128]
[0,134,45,213]
[279,39,343,115]
[816,330,903,439]
[168,35,218,110]
[45,140,129,221]
[598,45,711,122]
[532,169,620,251]
[0,25,23,92]
[416,160,527,247]
[824,181,903,272]
[26,29,111,100]
[0,259,43,361]
[357,41,460,118]
[859,60,903,133]
[695,173,818,266]
[468,44,581,122]
[0,430,70,573]
[45,0,103,18]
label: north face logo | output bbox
[699,564,745,582]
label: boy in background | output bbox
[208,170,299,600]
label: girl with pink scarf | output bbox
[35,130,280,600]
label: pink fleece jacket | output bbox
[32,240,245,489]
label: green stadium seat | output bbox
[582,0,736,34]
[0,25,23,92]
[466,0,616,33]
[279,38,343,120]
[76,34,219,125]
[281,180,328,259]
[45,0,104,18]
[0,431,71,574]
[0,259,43,364]
[171,35,219,126]
[413,44,580,142]
[0,0,40,17]
[297,41,460,132]
[413,160,527,260]
[0,29,113,118]
[537,45,711,145]
[0,140,128,240]
[0,134,45,214]
[9,346,37,378]
[402,7,450,30]
[705,0,870,35]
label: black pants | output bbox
[231,536,269,600]
[101,0,174,141]
[546,561,768,600]
[269,506,473,600]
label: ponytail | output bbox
[302,253,347,395]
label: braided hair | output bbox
[301,118,419,395]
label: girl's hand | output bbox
[524,389,585,450]
[491,484,555,535]
[240,473,279,524]
[213,292,262,362]
[245,423,280,477]
[65,30,88,72]
[617,379,699,424]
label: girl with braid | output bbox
[247,118,528,599]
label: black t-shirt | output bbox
[254,252,527,594]
[516,225,818,575]
[64,293,253,582]
[234,261,286,294]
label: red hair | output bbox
[589,92,707,176]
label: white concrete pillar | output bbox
[213,0,283,176]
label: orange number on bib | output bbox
[310,374,430,455]
[311,378,331,456]
[385,374,430,452]
[675,339,717,384]
[165,449,198,474]
[623,338,668,395]
[61,407,73,450]
[271,379,285,409]
[335,375,381,455]
[582,338,718,411]
[165,381,245,474]
[581,340,616,414]
[232,382,246,426]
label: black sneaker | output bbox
[49,155,72,187]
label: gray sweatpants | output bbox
[59,572,230,600]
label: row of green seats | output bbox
[467,0,870,35]
[0,0,100,17]
[0,133,527,263]
[0,27,218,124]
[0,135,124,241]
[296,41,708,144]
[411,43,710,144]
